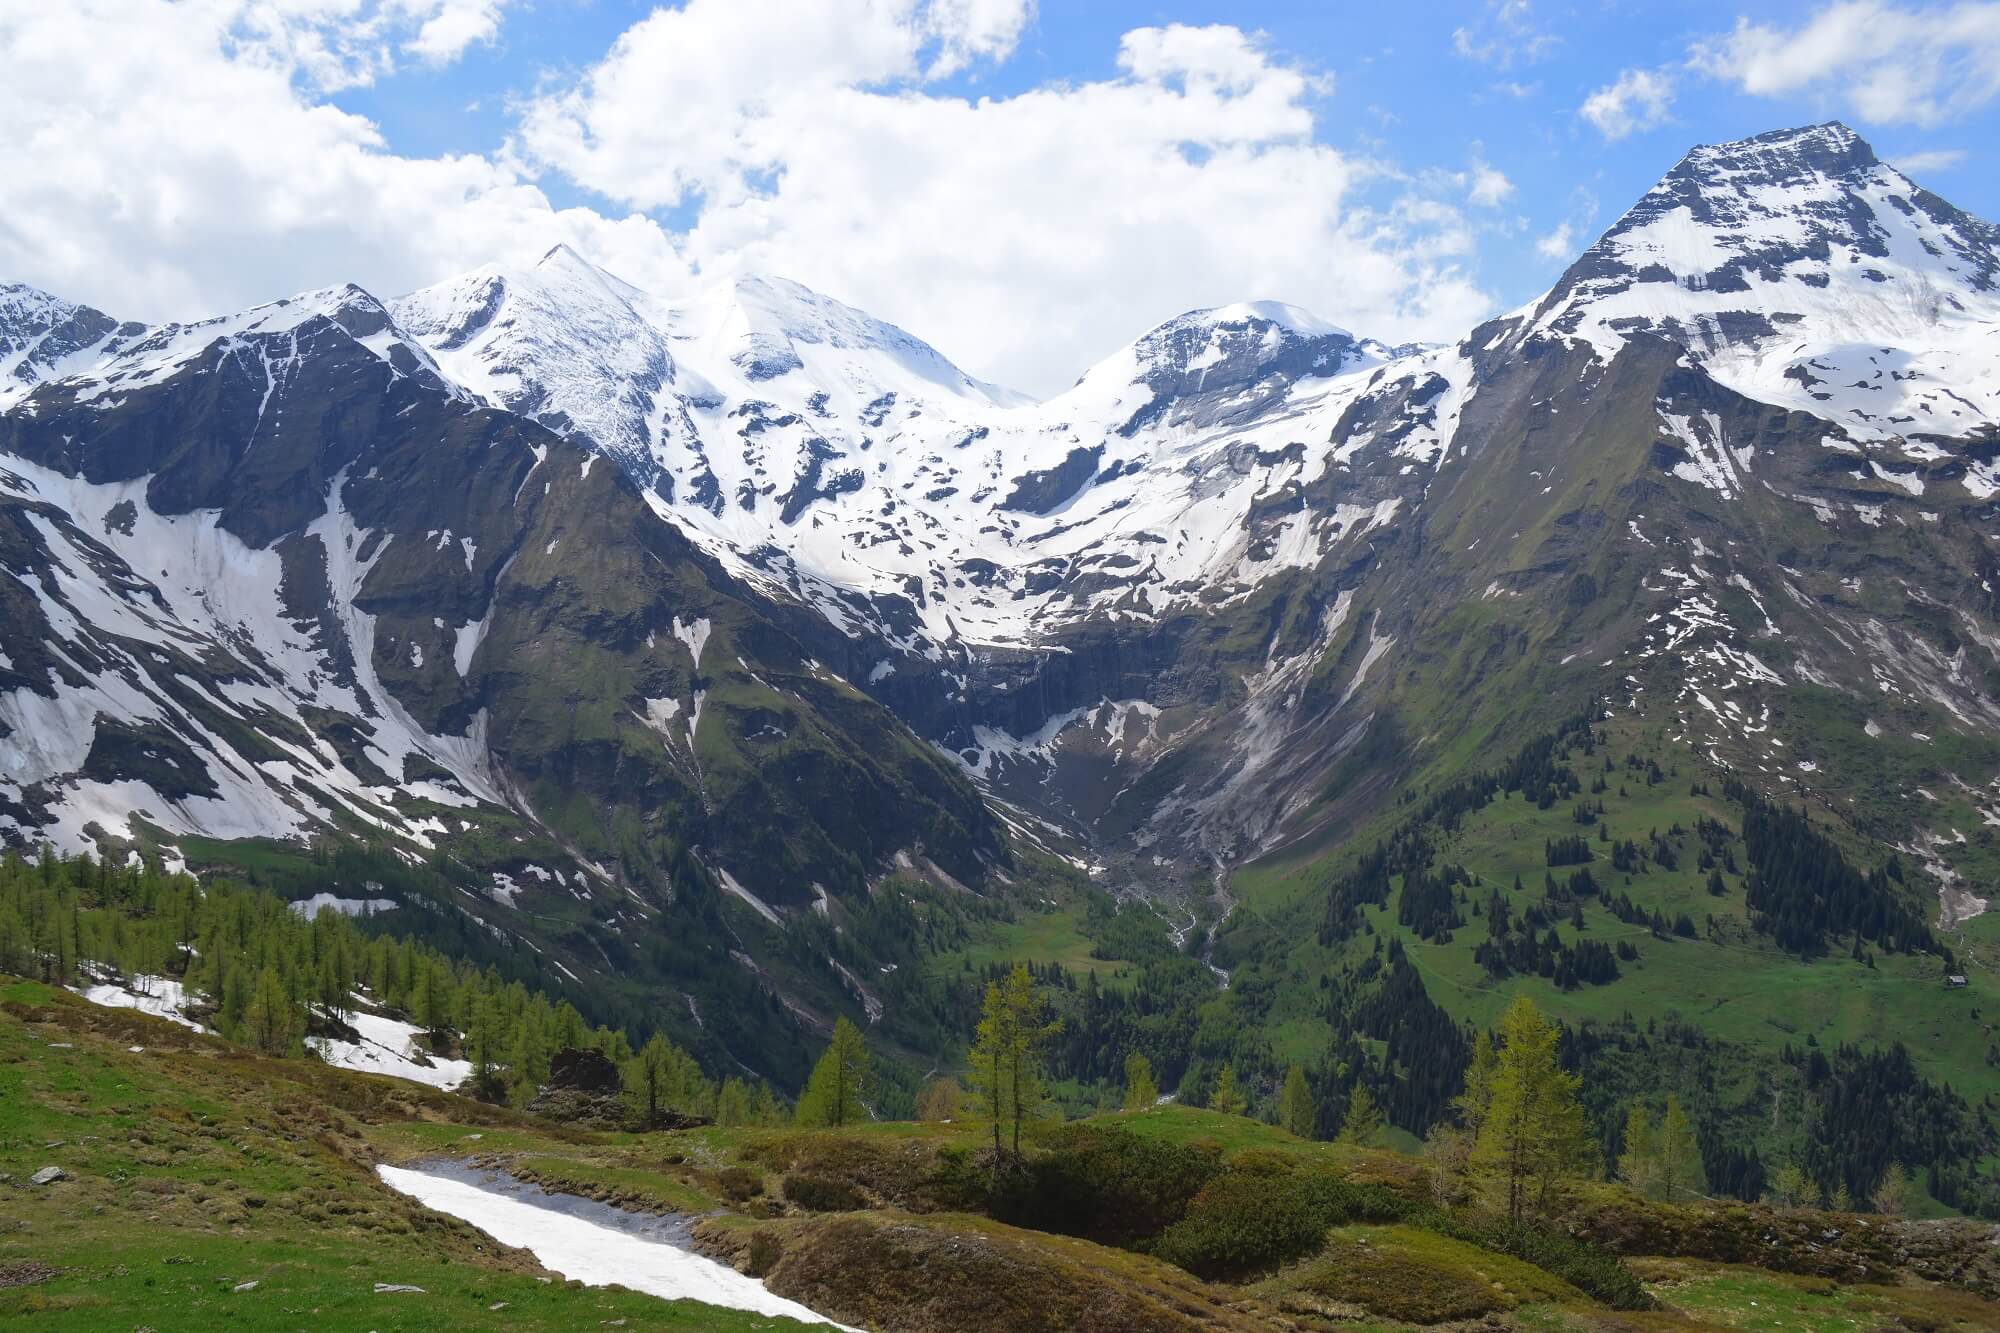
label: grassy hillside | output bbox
[10,981,2000,1329]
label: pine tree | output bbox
[1338,1081,1383,1146]
[1279,1064,1315,1139]
[795,1016,871,1128]
[1210,1062,1247,1117]
[1124,1053,1159,1110]
[968,978,1015,1154]
[1469,996,1596,1220]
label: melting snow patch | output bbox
[312,1007,470,1090]
[289,893,396,918]
[375,1162,854,1328]
[77,973,205,1031]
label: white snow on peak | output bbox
[1532,122,2000,441]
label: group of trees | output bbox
[0,847,786,1124]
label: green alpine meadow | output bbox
[6,7,2000,1325]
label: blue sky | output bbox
[5,2,1998,395]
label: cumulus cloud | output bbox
[0,0,1493,397]
[401,0,513,65]
[1690,2,2000,127]
[1466,159,1515,208]
[1580,68,1675,141]
[514,6,1490,393]
[0,0,687,325]
[1534,222,1576,260]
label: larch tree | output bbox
[1338,1081,1383,1146]
[1210,1062,1247,1117]
[1654,1096,1704,1203]
[795,1016,872,1128]
[1124,1053,1159,1110]
[1279,1064,1316,1139]
[1469,995,1596,1220]
[1617,1103,1657,1197]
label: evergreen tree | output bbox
[1124,1053,1159,1110]
[1279,1064,1315,1139]
[1210,1062,1247,1117]
[795,1016,871,1128]
[1470,996,1596,1220]
[1338,1081,1383,1146]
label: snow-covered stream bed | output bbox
[375,1160,858,1329]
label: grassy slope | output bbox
[1226,722,2000,1116]
[6,987,1997,1331]
[0,980,817,1331]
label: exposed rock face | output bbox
[526,1046,627,1125]
[4,121,2000,1031]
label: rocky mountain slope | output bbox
[3,121,1998,1040]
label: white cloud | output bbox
[0,0,1493,398]
[1534,222,1576,259]
[0,0,688,326]
[1690,2,2000,128]
[1889,147,1968,172]
[401,0,513,65]
[1451,1,1557,68]
[1466,158,1514,208]
[1580,68,1675,141]
[516,7,1490,393]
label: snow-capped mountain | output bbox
[395,259,1405,655]
[4,120,1999,930]
[1530,122,2000,442]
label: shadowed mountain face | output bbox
[3,122,1999,1017]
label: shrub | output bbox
[989,1124,1222,1245]
[1150,1169,1411,1280]
[1422,1210,1650,1311]
[716,1166,764,1202]
[783,1173,867,1212]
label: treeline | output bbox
[1723,779,1936,956]
[0,847,781,1125]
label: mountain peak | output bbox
[1668,121,1878,190]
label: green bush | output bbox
[989,1124,1222,1245]
[1422,1211,1651,1311]
[1149,1169,1412,1280]
[783,1173,867,1212]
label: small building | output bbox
[1946,974,1969,988]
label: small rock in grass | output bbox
[129,1046,145,1054]
[29,1167,65,1186]
[488,1302,508,1311]
[233,1280,258,1292]
[373,1282,426,1294]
